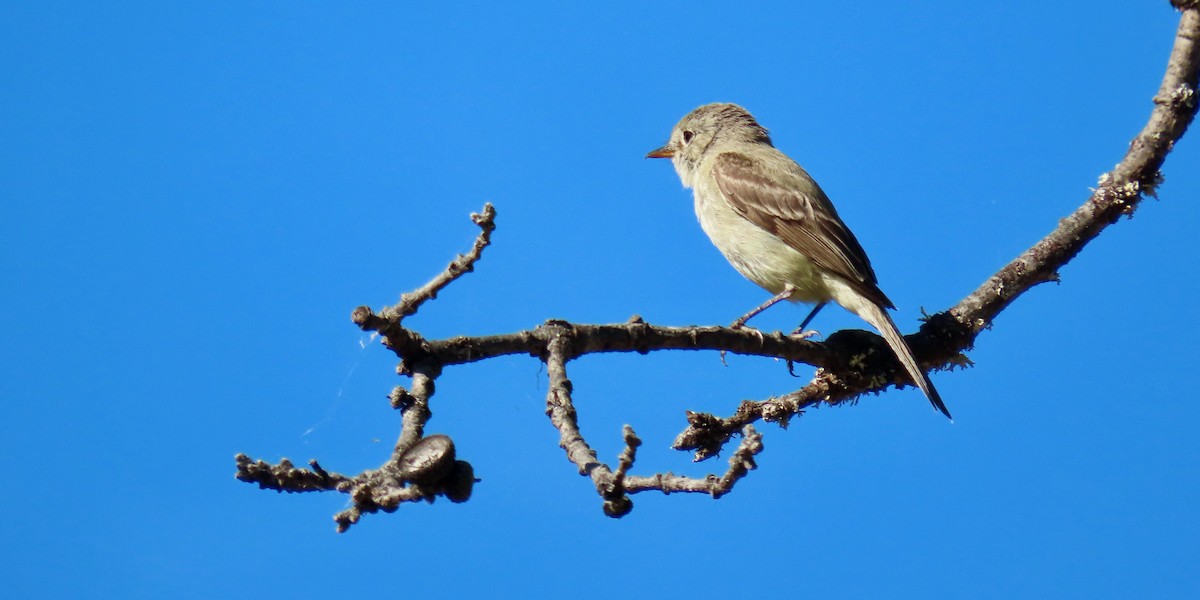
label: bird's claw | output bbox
[789,328,820,340]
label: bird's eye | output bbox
[681,130,694,144]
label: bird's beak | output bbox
[646,145,674,159]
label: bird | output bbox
[647,102,951,420]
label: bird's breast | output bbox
[692,177,832,303]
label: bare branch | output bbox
[395,364,438,452]
[612,425,641,485]
[429,319,831,368]
[236,8,1200,528]
[626,426,764,497]
[950,9,1200,333]
[376,203,496,325]
[234,455,352,492]
[543,327,602,478]
[541,325,768,514]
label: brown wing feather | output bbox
[712,152,894,309]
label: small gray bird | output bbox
[648,102,951,420]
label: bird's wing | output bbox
[711,151,893,309]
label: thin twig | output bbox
[543,326,604,478]
[388,203,496,323]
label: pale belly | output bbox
[693,187,833,304]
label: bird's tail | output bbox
[855,300,953,421]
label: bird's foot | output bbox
[789,327,821,340]
[722,320,766,365]
[730,320,767,345]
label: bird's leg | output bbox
[790,301,827,339]
[730,285,796,330]
[719,285,795,365]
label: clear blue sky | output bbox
[3,2,1197,598]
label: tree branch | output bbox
[952,6,1199,331]
[236,6,1200,529]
